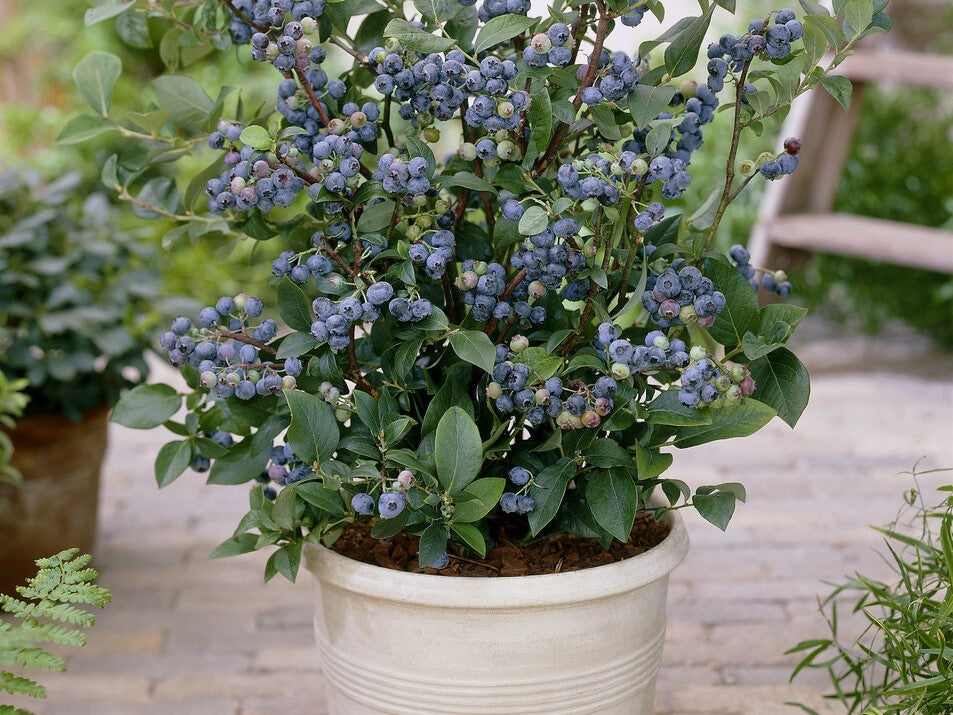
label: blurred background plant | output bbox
[0,369,29,485]
[0,169,156,419]
[787,464,953,714]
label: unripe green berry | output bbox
[679,79,697,98]
[486,382,503,399]
[498,101,515,119]
[282,375,297,390]
[652,335,669,350]
[510,334,529,353]
[757,151,776,166]
[335,408,350,422]
[689,345,708,362]
[531,32,552,53]
[535,388,551,406]
[679,305,698,324]
[200,370,218,389]
[473,261,488,276]
[300,16,317,34]
[423,127,441,143]
[631,158,649,176]
[458,142,477,161]
[739,159,757,177]
[611,362,630,380]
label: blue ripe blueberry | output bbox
[553,217,579,236]
[495,395,515,414]
[655,271,682,298]
[514,389,535,411]
[159,331,177,350]
[327,79,346,99]
[678,389,701,407]
[729,244,750,264]
[411,299,432,320]
[516,495,537,514]
[700,383,719,403]
[339,296,363,321]
[759,160,783,180]
[171,316,192,335]
[244,296,264,317]
[593,376,617,398]
[378,491,406,518]
[580,87,603,105]
[427,551,450,569]
[677,266,703,291]
[351,493,375,515]
[508,467,531,486]
[548,22,570,46]
[239,344,259,364]
[597,322,618,346]
[290,265,311,284]
[544,377,563,396]
[501,199,524,221]
[284,356,303,377]
[215,295,234,315]
[775,7,796,23]
[367,281,394,305]
[776,281,792,297]
[566,394,587,416]
[326,314,348,333]
[608,339,634,363]
[235,380,256,400]
[408,243,429,264]
[500,492,519,513]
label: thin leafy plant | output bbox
[787,464,953,715]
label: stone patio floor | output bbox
[7,321,953,715]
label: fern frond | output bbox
[0,671,45,699]
[0,550,110,709]
[0,647,65,672]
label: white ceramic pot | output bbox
[304,510,689,715]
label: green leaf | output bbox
[844,0,873,36]
[648,390,712,426]
[704,258,760,349]
[276,332,321,359]
[583,439,634,468]
[371,509,409,538]
[269,542,302,582]
[440,171,497,194]
[675,399,776,448]
[452,478,505,522]
[693,491,737,531]
[663,8,714,78]
[687,185,724,231]
[209,532,259,559]
[295,482,346,515]
[384,18,455,52]
[473,14,536,54]
[748,347,810,428]
[821,75,853,111]
[635,444,673,479]
[152,75,215,126]
[448,330,496,374]
[208,417,286,485]
[84,1,139,25]
[588,104,622,141]
[450,523,487,557]
[518,347,563,381]
[72,51,122,116]
[110,384,181,429]
[55,114,117,145]
[518,206,548,235]
[627,84,677,128]
[759,303,808,335]
[357,199,395,233]
[586,469,638,542]
[272,486,297,530]
[741,331,785,361]
[713,0,735,11]
[418,523,449,568]
[645,123,672,156]
[404,136,436,175]
[528,457,576,536]
[277,280,312,332]
[527,80,553,157]
[414,0,458,22]
[434,406,483,492]
[285,389,340,464]
[390,337,424,380]
[154,440,192,488]
[421,368,474,434]
[239,125,273,150]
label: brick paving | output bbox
[5,321,953,715]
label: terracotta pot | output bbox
[0,406,108,593]
[304,510,689,715]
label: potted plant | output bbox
[90,0,889,710]
[0,169,155,592]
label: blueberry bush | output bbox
[0,371,30,486]
[91,0,889,579]
[0,170,156,421]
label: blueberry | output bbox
[378,491,406,518]
[508,467,531,486]
[500,492,519,513]
[351,493,375,515]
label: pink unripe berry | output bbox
[594,397,612,416]
[397,469,414,490]
[739,375,756,396]
[581,410,602,428]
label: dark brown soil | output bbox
[330,513,671,577]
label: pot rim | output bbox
[304,509,689,609]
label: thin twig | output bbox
[220,330,278,355]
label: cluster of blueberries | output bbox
[577,51,644,106]
[522,24,574,68]
[311,283,433,352]
[225,0,326,47]
[205,126,307,213]
[370,45,469,125]
[758,135,802,181]
[374,153,434,198]
[466,0,531,22]
[641,264,726,328]
[597,324,691,378]
[351,490,407,518]
[265,443,315,487]
[499,467,536,514]
[461,62,527,136]
[408,229,457,280]
[159,295,303,401]
[677,359,757,409]
[486,343,617,430]
[729,244,793,297]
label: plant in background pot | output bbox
[89,0,888,711]
[0,169,156,592]
[0,370,30,487]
